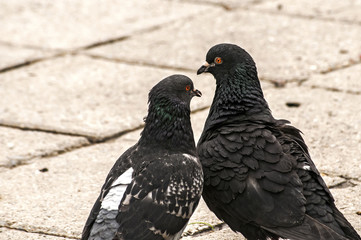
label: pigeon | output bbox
[196,43,361,240]
[81,74,203,240]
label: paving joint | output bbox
[81,52,196,73]
[0,6,215,75]
[0,102,211,170]
[308,85,361,95]
[0,225,78,239]
[251,8,361,26]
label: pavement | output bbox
[0,0,360,239]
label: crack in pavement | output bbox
[250,7,361,26]
[0,106,211,169]
[0,224,79,239]
[0,6,213,74]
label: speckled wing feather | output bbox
[115,153,203,240]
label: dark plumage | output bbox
[197,43,361,240]
[82,74,203,240]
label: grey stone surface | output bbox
[0,54,212,141]
[0,126,89,168]
[331,183,361,233]
[0,227,69,240]
[178,0,257,9]
[0,43,53,71]
[264,86,361,180]
[304,64,361,94]
[0,129,141,238]
[183,226,242,240]
[0,0,213,50]
[85,8,361,83]
[183,198,223,236]
[254,0,361,23]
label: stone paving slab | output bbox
[0,0,214,50]
[0,101,360,239]
[0,54,214,141]
[0,129,141,238]
[85,8,361,83]
[0,126,89,168]
[0,43,55,71]
[304,64,361,94]
[0,110,212,238]
[178,0,257,9]
[0,227,70,240]
[331,183,361,233]
[183,225,242,240]
[254,0,361,23]
[264,85,361,180]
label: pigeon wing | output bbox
[116,153,203,240]
[81,145,135,240]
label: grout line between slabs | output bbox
[0,106,211,169]
[0,6,216,74]
[0,225,79,239]
[249,7,361,26]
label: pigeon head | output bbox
[197,43,270,120]
[149,74,202,107]
[197,43,257,81]
[141,75,201,150]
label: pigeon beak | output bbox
[192,89,202,97]
[197,62,214,75]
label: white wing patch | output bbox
[182,153,198,163]
[101,167,134,211]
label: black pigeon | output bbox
[81,74,203,240]
[197,43,361,240]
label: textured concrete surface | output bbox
[1,0,360,239]
[254,0,361,23]
[0,126,89,168]
[0,0,212,50]
[86,8,361,83]
[0,227,68,240]
[0,54,213,141]
[0,43,55,71]
[305,64,361,93]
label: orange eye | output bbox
[185,85,191,91]
[214,57,222,64]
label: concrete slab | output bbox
[264,86,361,180]
[0,106,359,238]
[0,126,89,168]
[0,111,215,238]
[0,0,213,50]
[331,183,361,233]
[85,9,361,83]
[0,54,214,141]
[0,129,141,238]
[0,109,212,237]
[178,0,258,9]
[0,227,69,240]
[304,64,361,94]
[183,225,242,240]
[254,0,361,23]
[184,198,223,235]
[0,43,54,71]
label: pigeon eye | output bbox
[214,57,223,64]
[185,85,191,91]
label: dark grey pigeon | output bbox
[81,74,203,240]
[197,43,361,240]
